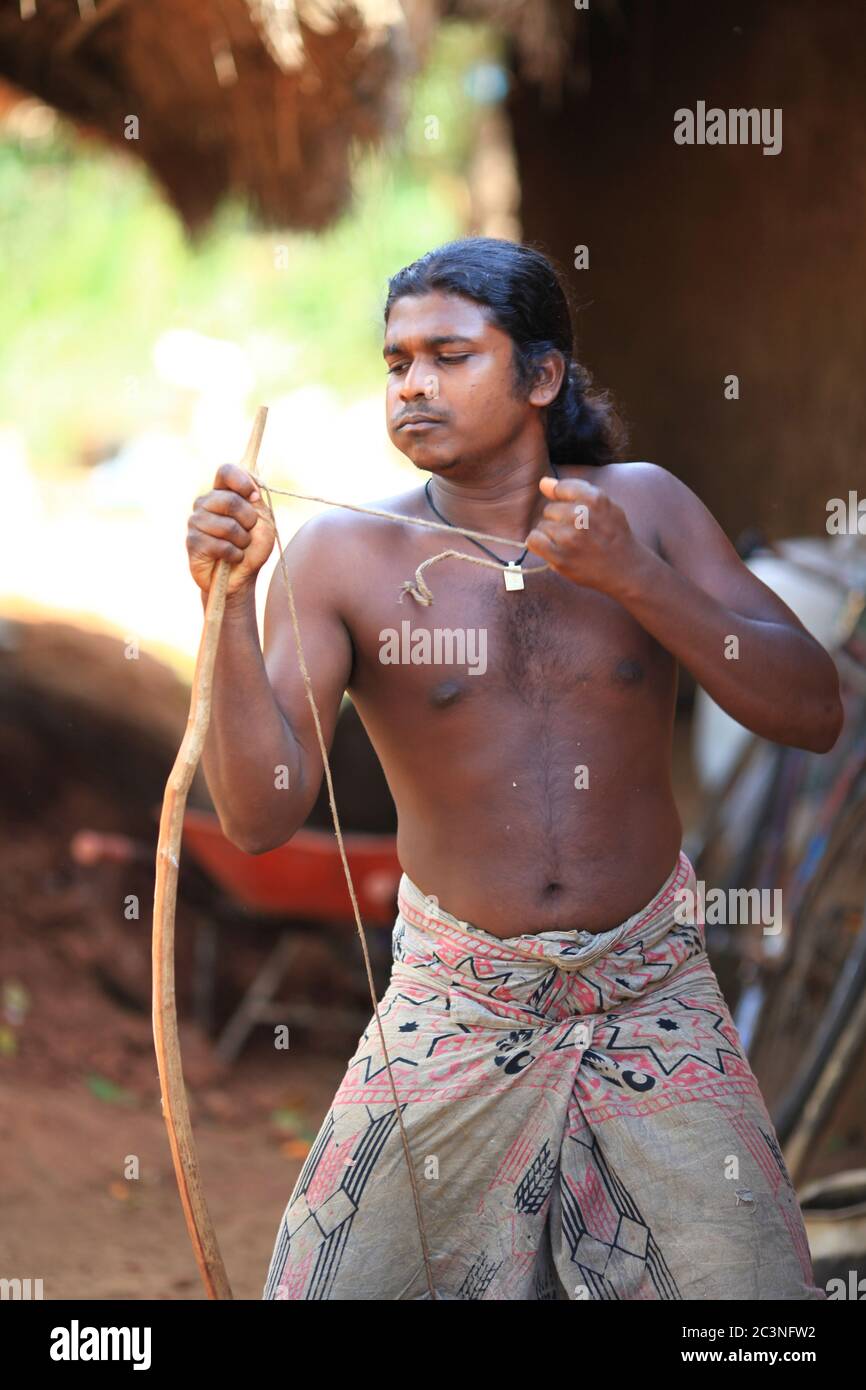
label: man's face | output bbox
[383,290,530,473]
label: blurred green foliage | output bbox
[0,22,503,473]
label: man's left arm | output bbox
[528,464,844,753]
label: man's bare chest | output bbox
[345,553,669,709]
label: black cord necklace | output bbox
[423,458,561,589]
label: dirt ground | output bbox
[0,812,362,1301]
[0,1058,342,1300]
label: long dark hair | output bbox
[383,237,627,469]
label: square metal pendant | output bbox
[503,563,525,591]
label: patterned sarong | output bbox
[263,851,826,1300]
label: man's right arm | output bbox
[188,467,353,853]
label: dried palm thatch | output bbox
[0,0,427,234]
[0,0,589,234]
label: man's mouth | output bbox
[397,415,444,429]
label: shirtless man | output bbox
[187,238,842,1301]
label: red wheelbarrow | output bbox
[179,809,403,1062]
[71,810,403,1061]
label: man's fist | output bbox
[525,474,642,595]
[186,464,276,597]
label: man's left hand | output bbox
[525,475,645,594]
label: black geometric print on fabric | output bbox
[762,1127,794,1190]
[392,919,407,960]
[597,995,746,1077]
[307,1107,405,1299]
[297,1110,336,1198]
[514,1140,558,1214]
[560,1132,681,1300]
[494,1029,537,1075]
[457,1250,503,1300]
[528,968,561,1010]
[450,954,517,992]
[581,1047,657,1093]
[535,1260,564,1301]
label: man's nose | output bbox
[399,360,438,401]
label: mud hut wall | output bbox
[507,0,866,540]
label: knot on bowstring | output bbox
[399,584,434,607]
[398,578,434,606]
[397,548,500,607]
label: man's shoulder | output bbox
[582,460,680,493]
[287,481,426,548]
[584,460,696,514]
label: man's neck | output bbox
[425,450,557,543]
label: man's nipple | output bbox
[429,678,465,708]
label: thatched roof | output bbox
[0,0,425,233]
[0,0,584,234]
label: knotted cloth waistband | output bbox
[392,852,702,1027]
[397,851,694,969]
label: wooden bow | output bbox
[153,405,436,1300]
[151,407,268,1300]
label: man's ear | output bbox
[529,350,566,408]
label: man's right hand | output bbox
[187,464,276,597]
